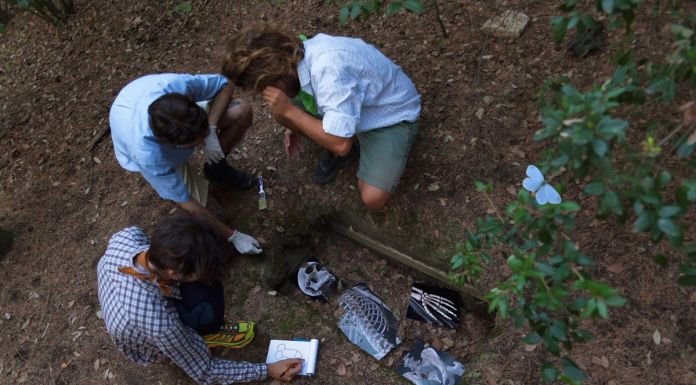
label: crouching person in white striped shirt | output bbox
[96,214,303,384]
[222,26,421,210]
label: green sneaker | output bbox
[203,321,256,349]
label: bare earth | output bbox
[1,1,695,384]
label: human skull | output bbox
[297,261,336,298]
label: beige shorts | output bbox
[176,162,209,207]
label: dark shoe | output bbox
[204,160,255,190]
[311,144,359,186]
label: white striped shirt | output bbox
[297,34,421,138]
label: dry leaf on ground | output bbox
[606,263,625,274]
[680,102,696,126]
[653,330,661,345]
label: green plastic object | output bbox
[295,34,319,116]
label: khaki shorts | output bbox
[176,162,209,207]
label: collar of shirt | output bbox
[124,250,182,300]
[297,56,313,97]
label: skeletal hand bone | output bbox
[410,287,459,322]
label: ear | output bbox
[162,268,181,281]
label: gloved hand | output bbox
[202,125,225,164]
[227,230,262,254]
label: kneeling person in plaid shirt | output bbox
[97,215,303,384]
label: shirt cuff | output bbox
[257,363,269,381]
[322,111,358,138]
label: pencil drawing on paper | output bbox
[274,343,304,360]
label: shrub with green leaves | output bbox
[3,0,73,28]
[166,1,192,17]
[451,182,626,384]
[535,17,696,284]
[452,1,694,383]
[551,0,643,44]
[324,0,424,25]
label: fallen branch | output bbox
[330,221,486,302]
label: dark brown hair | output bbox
[148,214,234,283]
[222,25,304,92]
[148,93,208,145]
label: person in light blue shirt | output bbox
[222,27,421,210]
[110,73,262,254]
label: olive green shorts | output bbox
[292,97,418,193]
[356,121,419,193]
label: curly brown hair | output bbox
[221,25,304,92]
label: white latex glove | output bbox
[227,230,262,254]
[202,125,225,164]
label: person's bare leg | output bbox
[358,179,391,210]
[217,99,253,154]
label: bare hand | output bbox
[268,359,304,382]
[262,86,294,122]
[283,129,303,158]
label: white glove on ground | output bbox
[202,125,225,164]
[228,230,262,254]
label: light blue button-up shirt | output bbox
[109,74,227,202]
[296,34,421,138]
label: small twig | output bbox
[571,266,585,281]
[558,230,572,241]
[654,124,687,171]
[482,191,506,223]
[539,277,553,298]
[87,126,110,153]
[40,323,50,339]
[657,123,684,147]
[432,0,448,38]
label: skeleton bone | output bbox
[410,287,459,322]
[420,347,465,385]
[297,261,336,299]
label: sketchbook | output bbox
[265,338,319,376]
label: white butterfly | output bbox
[522,165,561,205]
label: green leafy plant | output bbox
[324,0,424,25]
[452,3,695,384]
[551,0,643,44]
[451,182,626,384]
[167,1,192,17]
[534,18,696,285]
[6,0,73,27]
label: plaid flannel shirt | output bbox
[96,227,267,385]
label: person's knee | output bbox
[225,99,253,129]
[360,187,390,210]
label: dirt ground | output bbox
[1,0,696,384]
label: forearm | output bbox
[207,83,235,126]
[283,105,353,156]
[160,325,268,385]
[177,199,234,239]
